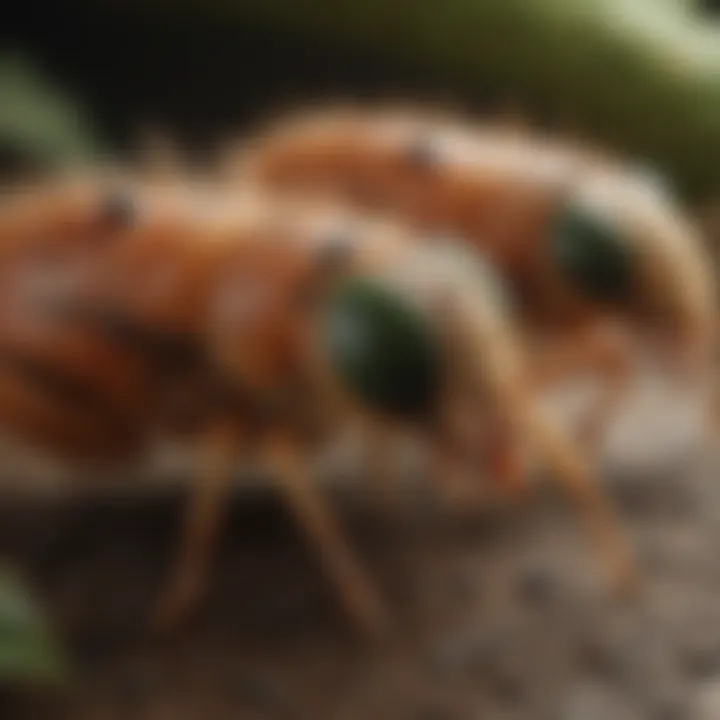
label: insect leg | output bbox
[264,435,389,637]
[455,290,638,595]
[354,414,411,514]
[576,338,634,451]
[511,395,639,595]
[431,406,523,511]
[529,323,636,453]
[486,419,527,498]
[153,420,241,632]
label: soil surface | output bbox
[0,380,719,720]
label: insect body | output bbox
[238,107,717,444]
[0,176,636,634]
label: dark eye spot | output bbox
[100,189,136,229]
[550,200,637,303]
[403,138,440,171]
[324,277,442,418]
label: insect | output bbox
[0,173,636,636]
[234,105,717,446]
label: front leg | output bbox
[576,335,634,451]
[354,413,411,514]
[451,292,639,596]
[153,421,241,632]
[529,322,636,453]
[432,386,527,511]
[512,392,639,596]
[264,435,389,637]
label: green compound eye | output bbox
[324,278,443,418]
[551,201,637,303]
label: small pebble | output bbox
[680,640,720,679]
[578,633,628,680]
[430,625,508,676]
[485,659,525,704]
[516,564,557,607]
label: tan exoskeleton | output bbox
[0,176,636,636]
[235,106,717,449]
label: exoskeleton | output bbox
[235,106,717,446]
[0,174,636,635]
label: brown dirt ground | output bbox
[1,414,720,720]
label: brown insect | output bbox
[234,105,717,447]
[0,171,636,636]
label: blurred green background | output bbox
[0,1,718,196]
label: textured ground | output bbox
[0,376,719,720]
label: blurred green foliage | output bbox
[0,569,67,686]
[2,1,718,196]
[145,0,718,196]
[0,54,102,169]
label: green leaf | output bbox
[0,569,68,686]
[0,53,103,167]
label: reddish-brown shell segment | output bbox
[238,106,717,367]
